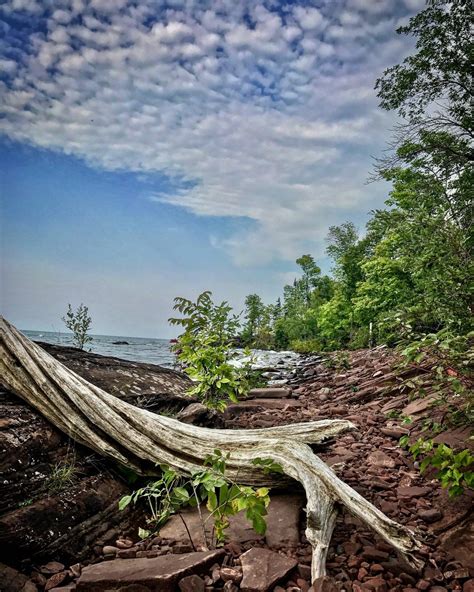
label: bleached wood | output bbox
[0,316,423,580]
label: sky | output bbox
[0,0,423,338]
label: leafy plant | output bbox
[119,450,273,548]
[62,303,93,350]
[169,292,252,411]
[400,436,474,497]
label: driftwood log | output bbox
[0,317,423,580]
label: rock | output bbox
[48,586,75,592]
[402,397,436,417]
[367,451,396,468]
[69,564,81,578]
[220,567,242,583]
[240,548,297,592]
[246,387,292,399]
[440,518,474,571]
[463,580,474,592]
[76,549,224,591]
[102,545,118,556]
[311,576,339,592]
[225,399,301,417]
[397,486,431,499]
[176,403,214,425]
[115,538,134,549]
[41,563,66,575]
[178,574,205,592]
[362,547,389,562]
[111,341,129,345]
[380,427,409,439]
[44,573,68,591]
[364,576,387,592]
[0,343,191,565]
[159,494,303,548]
[0,563,35,592]
[418,509,442,523]
[433,427,472,449]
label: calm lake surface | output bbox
[22,330,176,368]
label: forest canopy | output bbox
[239,0,473,352]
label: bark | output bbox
[0,316,423,580]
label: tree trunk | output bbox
[0,316,423,580]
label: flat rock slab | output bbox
[245,388,292,399]
[225,399,301,417]
[159,494,304,548]
[402,395,437,417]
[240,547,297,591]
[76,549,224,591]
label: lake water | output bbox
[22,330,176,368]
[21,330,302,377]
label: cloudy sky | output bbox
[0,0,422,337]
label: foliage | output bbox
[400,436,474,497]
[237,0,472,354]
[119,450,274,548]
[397,330,474,422]
[169,292,251,411]
[47,458,78,493]
[62,303,92,350]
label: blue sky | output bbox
[0,0,422,337]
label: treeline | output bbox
[240,0,473,353]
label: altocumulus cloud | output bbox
[0,0,423,265]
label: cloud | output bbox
[0,0,418,266]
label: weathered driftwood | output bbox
[0,317,423,580]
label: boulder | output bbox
[76,549,225,591]
[240,548,297,592]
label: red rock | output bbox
[380,427,409,439]
[463,580,474,592]
[69,564,81,578]
[179,574,205,592]
[418,508,442,523]
[297,564,312,580]
[76,549,224,591]
[416,580,430,590]
[311,576,339,592]
[115,537,134,549]
[397,486,431,499]
[402,397,436,416]
[45,573,68,591]
[117,548,136,559]
[220,567,242,584]
[240,548,297,591]
[367,451,396,468]
[364,576,388,592]
[296,577,310,591]
[41,562,66,575]
[48,586,75,592]
[362,547,389,562]
[370,564,384,574]
[246,387,292,399]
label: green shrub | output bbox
[169,292,252,411]
[400,436,474,497]
[62,303,92,350]
[119,450,276,548]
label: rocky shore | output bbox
[0,343,472,592]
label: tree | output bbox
[62,303,92,350]
[242,294,265,346]
[375,0,473,165]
